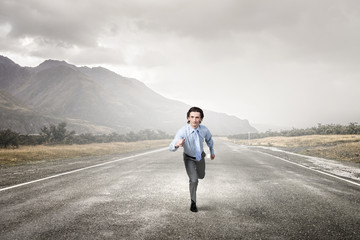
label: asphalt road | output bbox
[0,139,359,239]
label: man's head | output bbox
[187,107,204,129]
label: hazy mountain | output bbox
[0,55,257,135]
[0,89,47,133]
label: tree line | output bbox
[229,122,360,140]
[0,122,172,149]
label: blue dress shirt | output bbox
[169,124,215,157]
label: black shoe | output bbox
[190,200,198,212]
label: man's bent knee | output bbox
[198,172,205,179]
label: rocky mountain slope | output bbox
[0,55,257,135]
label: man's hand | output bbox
[175,138,186,148]
[211,154,215,160]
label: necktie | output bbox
[194,130,201,161]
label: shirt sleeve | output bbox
[169,127,185,152]
[205,129,215,155]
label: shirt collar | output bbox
[187,123,201,133]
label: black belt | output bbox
[184,152,204,159]
[184,153,196,159]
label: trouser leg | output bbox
[196,152,206,179]
[183,153,206,202]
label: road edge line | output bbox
[0,147,168,192]
[256,150,360,187]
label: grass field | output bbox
[229,135,360,163]
[0,139,170,167]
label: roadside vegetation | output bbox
[228,123,360,163]
[0,122,172,166]
[229,123,360,140]
[0,122,171,148]
[0,140,169,167]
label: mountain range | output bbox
[0,55,257,135]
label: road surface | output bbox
[0,139,359,239]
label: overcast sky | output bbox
[1,0,360,131]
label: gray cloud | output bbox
[2,0,359,65]
[2,1,102,47]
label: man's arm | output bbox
[176,138,186,148]
[170,138,186,151]
[205,130,215,160]
[169,128,186,151]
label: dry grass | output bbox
[301,142,360,162]
[0,139,170,166]
[229,135,360,163]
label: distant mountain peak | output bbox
[43,59,67,64]
[36,59,77,72]
[78,65,133,84]
[0,55,18,66]
[80,65,120,75]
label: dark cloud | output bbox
[1,0,110,47]
[2,0,360,66]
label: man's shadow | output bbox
[197,205,212,211]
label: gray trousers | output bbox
[183,152,206,203]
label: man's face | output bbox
[188,111,202,129]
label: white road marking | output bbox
[257,151,360,187]
[226,141,360,187]
[0,147,168,192]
